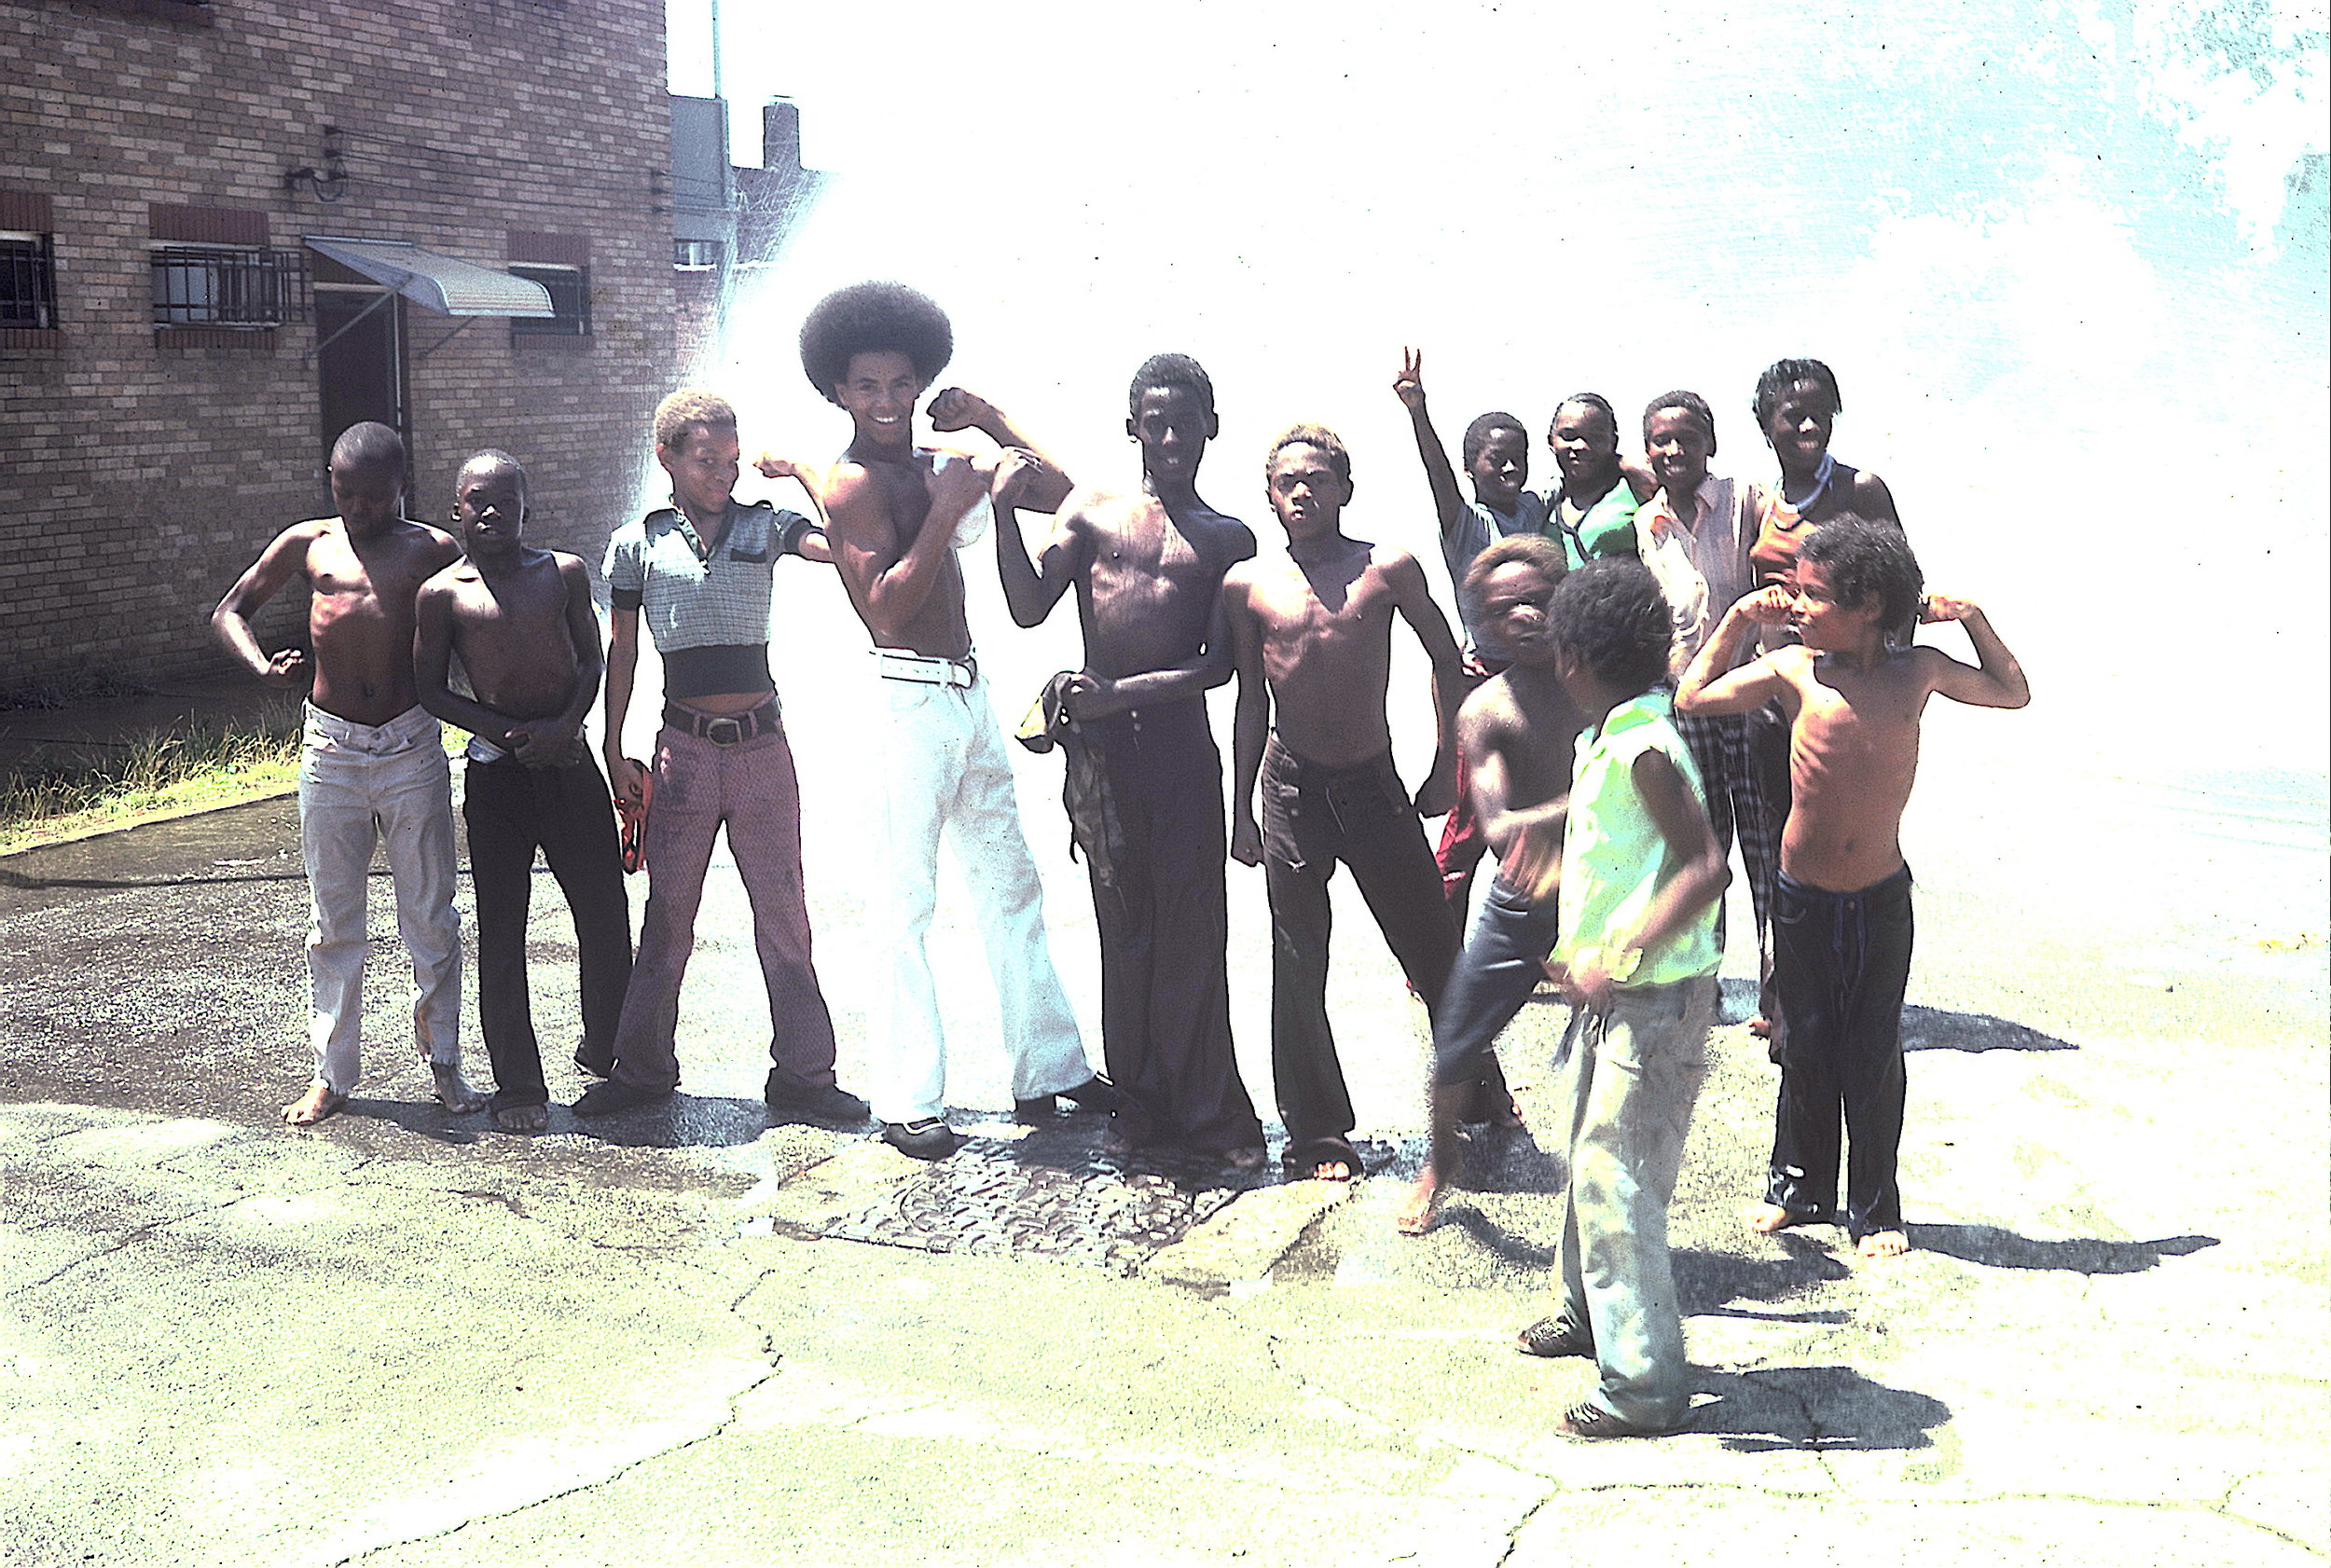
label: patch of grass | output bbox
[0,715,303,855]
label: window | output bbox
[151,246,307,327]
[509,264,589,337]
[1,232,56,330]
[673,239,723,271]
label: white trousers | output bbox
[297,702,462,1092]
[869,673,1088,1124]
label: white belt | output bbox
[872,648,977,688]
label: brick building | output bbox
[0,0,673,694]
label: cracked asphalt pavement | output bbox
[1,681,2324,1566]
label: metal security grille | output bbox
[508,264,589,336]
[151,246,310,327]
[1,235,56,329]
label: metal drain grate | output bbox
[820,1127,1269,1272]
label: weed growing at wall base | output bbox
[0,716,302,855]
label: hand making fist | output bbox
[926,387,1000,434]
[1919,593,1979,624]
[990,447,1055,508]
[1741,585,1795,626]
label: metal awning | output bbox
[303,236,554,317]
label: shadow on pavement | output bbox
[1908,1224,2219,1273]
[503,1092,776,1150]
[1696,1363,1952,1452]
[1901,1004,2076,1052]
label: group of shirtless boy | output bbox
[214,286,2028,1407]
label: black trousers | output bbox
[1260,736,1468,1157]
[1767,865,1913,1238]
[1083,702,1263,1153]
[463,754,635,1110]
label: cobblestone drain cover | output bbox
[819,1123,1275,1273]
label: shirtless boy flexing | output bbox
[804,281,1106,1161]
[414,451,632,1134]
[1677,518,2028,1259]
[211,420,484,1125]
[993,353,1264,1165]
[1226,424,1467,1181]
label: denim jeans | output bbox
[297,703,462,1093]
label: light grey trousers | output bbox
[297,702,462,1093]
[1541,973,1717,1431]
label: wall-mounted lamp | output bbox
[284,126,349,203]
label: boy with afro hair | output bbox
[801,281,1110,1160]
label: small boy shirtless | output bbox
[414,450,633,1134]
[1225,424,1467,1181]
[1391,347,1545,916]
[1514,557,1730,1440]
[210,420,484,1125]
[1398,535,1586,1234]
[1677,518,2029,1259]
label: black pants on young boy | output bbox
[463,751,635,1111]
[1766,864,1912,1239]
[1260,735,1496,1168]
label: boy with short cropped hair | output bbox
[1511,557,1730,1440]
[415,450,632,1134]
[1391,347,1547,915]
[579,391,863,1127]
[1677,518,2029,1259]
[992,351,1262,1165]
[1224,423,1469,1181]
[211,420,484,1127]
[1634,390,1781,1022]
[1396,534,1585,1235]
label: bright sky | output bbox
[667,0,2330,780]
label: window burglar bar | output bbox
[152,246,310,327]
[2,234,57,329]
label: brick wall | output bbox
[0,0,671,691]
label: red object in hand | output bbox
[617,765,652,874]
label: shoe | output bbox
[767,1080,870,1128]
[571,1080,673,1118]
[1516,1317,1594,1360]
[572,1048,614,1079]
[881,1118,959,1161]
[1014,1095,1058,1124]
[1555,1400,1677,1440]
[1057,1076,1124,1113]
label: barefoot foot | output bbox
[1313,1159,1356,1181]
[283,1082,347,1127]
[492,1103,549,1134]
[1396,1169,1442,1235]
[1857,1229,1910,1259]
[431,1062,490,1114]
[1748,1203,1814,1235]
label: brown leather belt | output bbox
[662,697,779,745]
